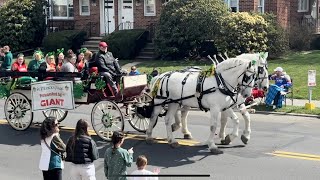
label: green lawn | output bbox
[254,104,320,115]
[130,51,320,100]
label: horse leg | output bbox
[239,104,251,144]
[207,107,223,154]
[146,105,163,144]
[180,106,192,139]
[222,108,239,145]
[219,110,228,144]
[171,110,181,132]
[165,103,180,148]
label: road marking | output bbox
[268,151,320,161]
[0,119,200,146]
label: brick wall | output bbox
[73,1,100,36]
[133,0,162,29]
[239,0,259,12]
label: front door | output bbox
[100,0,115,35]
[119,0,134,30]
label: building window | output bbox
[298,0,309,12]
[258,0,264,13]
[50,0,74,19]
[144,0,156,16]
[80,0,90,16]
[224,0,239,12]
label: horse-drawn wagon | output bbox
[0,71,154,141]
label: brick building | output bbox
[0,0,318,36]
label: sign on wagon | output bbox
[31,81,75,111]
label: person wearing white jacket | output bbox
[39,117,66,180]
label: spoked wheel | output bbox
[4,93,33,130]
[128,93,158,133]
[91,100,124,141]
[42,109,68,122]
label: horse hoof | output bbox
[146,138,154,144]
[184,134,193,139]
[221,139,226,145]
[170,142,180,148]
[210,148,224,155]
[241,135,249,145]
[224,135,231,145]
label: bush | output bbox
[261,13,289,59]
[217,12,268,56]
[288,25,314,51]
[154,0,229,59]
[0,0,46,52]
[102,29,148,59]
[42,30,87,53]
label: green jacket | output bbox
[49,135,66,170]
[104,147,133,180]
[0,51,13,70]
[27,59,45,72]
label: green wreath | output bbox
[73,83,85,99]
[95,77,106,90]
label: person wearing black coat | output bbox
[65,119,99,180]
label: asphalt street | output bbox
[0,99,320,180]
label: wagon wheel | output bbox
[91,100,124,141]
[128,93,158,133]
[4,92,33,130]
[42,109,68,122]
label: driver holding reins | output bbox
[95,42,124,96]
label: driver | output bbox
[95,41,123,96]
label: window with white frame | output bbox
[298,0,309,12]
[144,0,156,16]
[50,0,74,19]
[258,0,264,13]
[80,0,90,16]
[224,0,239,12]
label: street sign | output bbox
[31,81,75,111]
[308,70,316,87]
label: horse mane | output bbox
[215,58,251,73]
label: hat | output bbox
[274,67,283,72]
[99,42,108,47]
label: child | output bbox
[130,155,160,180]
[129,66,141,76]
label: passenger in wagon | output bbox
[60,54,80,82]
[0,45,13,71]
[55,48,64,72]
[28,50,45,72]
[76,48,87,72]
[95,41,123,95]
[11,53,27,72]
[45,52,56,72]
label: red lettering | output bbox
[50,99,55,105]
[40,99,65,107]
[40,100,46,106]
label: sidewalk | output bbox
[284,98,320,107]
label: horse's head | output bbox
[236,52,269,91]
[237,59,257,98]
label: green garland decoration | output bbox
[0,84,9,99]
[95,77,106,90]
[200,64,215,77]
[73,83,85,99]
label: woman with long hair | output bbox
[65,119,99,180]
[39,117,66,180]
[104,131,134,180]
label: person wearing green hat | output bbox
[28,50,45,72]
[56,48,65,72]
[76,48,87,72]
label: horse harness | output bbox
[153,68,255,112]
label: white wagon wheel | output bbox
[128,93,158,133]
[42,109,68,122]
[4,92,33,130]
[91,100,124,141]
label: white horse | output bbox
[146,57,258,154]
[169,52,269,145]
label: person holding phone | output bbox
[104,131,133,180]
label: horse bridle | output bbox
[256,61,268,88]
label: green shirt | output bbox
[27,59,45,72]
[104,147,133,180]
[0,51,13,70]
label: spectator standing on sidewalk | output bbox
[65,119,99,180]
[39,117,66,180]
[104,131,134,180]
[130,155,160,180]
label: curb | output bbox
[253,111,320,118]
